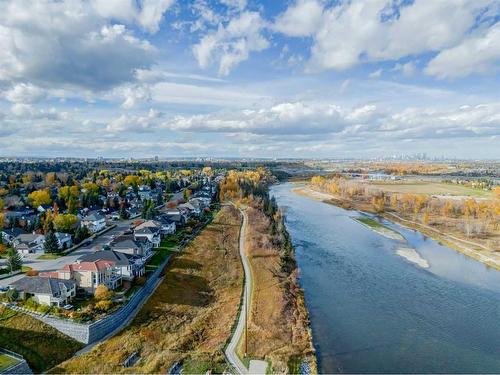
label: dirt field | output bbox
[242,206,316,373]
[52,206,243,374]
[370,181,492,198]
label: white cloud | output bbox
[10,103,67,120]
[273,0,323,37]
[0,0,159,91]
[161,100,500,142]
[106,108,162,132]
[425,22,500,79]
[90,0,174,33]
[302,0,490,72]
[4,83,46,103]
[121,85,152,109]
[192,11,269,76]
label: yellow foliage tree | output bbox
[28,189,52,208]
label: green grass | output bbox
[0,308,83,372]
[37,253,62,260]
[182,356,227,374]
[287,355,302,374]
[21,266,32,272]
[146,249,174,270]
[0,353,20,371]
[356,217,385,229]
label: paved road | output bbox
[225,207,267,375]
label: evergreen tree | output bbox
[119,204,130,219]
[74,225,90,244]
[156,192,163,207]
[44,230,60,253]
[6,247,22,273]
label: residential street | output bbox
[0,218,136,287]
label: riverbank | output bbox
[51,206,244,373]
[293,185,500,271]
[241,203,317,374]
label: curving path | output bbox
[225,207,267,375]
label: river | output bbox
[270,183,500,374]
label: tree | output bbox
[0,213,4,230]
[28,189,51,208]
[74,225,90,244]
[94,285,113,300]
[156,192,164,207]
[54,214,78,233]
[44,230,60,253]
[119,204,130,220]
[43,209,54,234]
[6,247,22,273]
[183,189,192,201]
[141,199,157,219]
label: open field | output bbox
[52,206,243,374]
[0,306,83,373]
[242,205,316,373]
[369,181,492,198]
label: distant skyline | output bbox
[0,0,499,159]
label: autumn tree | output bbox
[54,214,78,233]
[94,284,114,300]
[28,189,51,208]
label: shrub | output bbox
[26,269,39,276]
[94,285,114,301]
[135,276,146,286]
[95,300,113,312]
[36,304,51,314]
[5,289,18,302]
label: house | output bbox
[55,232,73,250]
[37,204,52,213]
[138,185,153,200]
[13,233,45,254]
[81,212,106,233]
[110,234,153,260]
[1,228,28,245]
[41,259,122,293]
[78,250,145,281]
[10,276,76,307]
[163,208,186,225]
[138,217,175,235]
[134,226,161,247]
[178,202,199,216]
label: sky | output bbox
[0,0,499,159]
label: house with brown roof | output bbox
[40,258,122,293]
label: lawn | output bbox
[370,181,492,198]
[37,253,63,260]
[52,206,244,374]
[0,306,83,373]
[0,353,19,371]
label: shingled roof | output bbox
[11,276,75,296]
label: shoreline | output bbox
[292,185,500,271]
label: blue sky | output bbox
[0,0,499,159]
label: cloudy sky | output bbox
[0,0,499,159]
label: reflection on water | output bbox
[271,183,500,374]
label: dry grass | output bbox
[52,206,243,374]
[242,206,315,373]
[369,181,492,198]
[0,307,83,373]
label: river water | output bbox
[270,183,500,374]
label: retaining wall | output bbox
[17,255,170,344]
